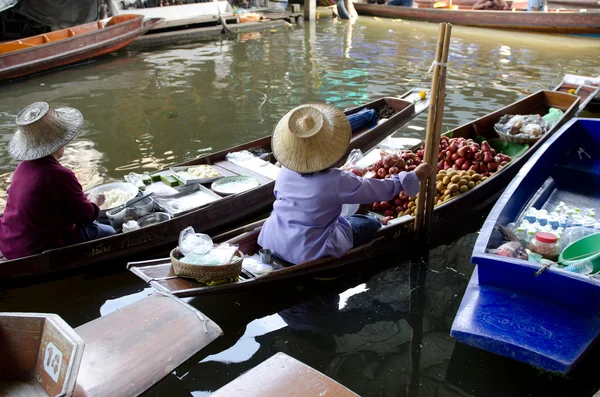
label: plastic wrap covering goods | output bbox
[9,0,98,29]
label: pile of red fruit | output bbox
[433,136,511,176]
[369,151,422,179]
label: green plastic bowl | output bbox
[559,233,600,273]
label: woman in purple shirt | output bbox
[0,102,115,261]
[258,103,430,265]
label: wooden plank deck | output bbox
[210,352,360,397]
[73,293,222,397]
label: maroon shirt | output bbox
[0,156,99,260]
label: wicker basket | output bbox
[170,248,243,281]
[493,124,543,145]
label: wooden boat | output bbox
[209,352,359,397]
[554,74,600,113]
[0,90,428,283]
[414,0,600,10]
[128,89,581,297]
[0,293,222,396]
[450,118,600,374]
[0,15,164,82]
[353,3,600,35]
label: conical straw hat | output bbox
[8,102,83,161]
[272,103,351,174]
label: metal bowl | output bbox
[137,212,172,228]
[86,182,140,215]
[106,195,155,230]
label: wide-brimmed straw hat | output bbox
[272,103,351,174]
[8,102,83,161]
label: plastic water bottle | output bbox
[563,260,594,275]
[516,227,526,241]
[527,229,537,244]
[537,213,548,226]
[525,208,538,223]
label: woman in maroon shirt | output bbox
[0,102,115,260]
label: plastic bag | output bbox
[342,149,366,176]
[488,241,528,260]
[560,227,598,251]
[179,226,213,256]
[347,108,377,133]
[181,243,239,266]
[495,114,547,138]
[243,254,274,276]
[542,108,564,129]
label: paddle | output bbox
[414,23,452,245]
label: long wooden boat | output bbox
[0,90,427,283]
[0,15,164,82]
[353,3,600,35]
[1,293,222,397]
[128,89,581,297]
[209,352,359,397]
[554,74,600,113]
[414,0,600,10]
[450,118,600,374]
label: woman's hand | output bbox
[87,192,106,207]
[414,162,432,182]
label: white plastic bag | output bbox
[179,226,213,256]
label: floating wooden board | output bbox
[210,352,359,397]
[73,293,222,397]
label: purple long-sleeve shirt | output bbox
[257,167,420,265]
[0,156,99,260]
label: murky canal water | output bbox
[1,15,600,397]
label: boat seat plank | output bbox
[213,160,274,184]
[73,293,222,397]
[210,352,359,397]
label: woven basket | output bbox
[493,124,543,145]
[170,248,243,281]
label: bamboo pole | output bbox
[423,25,452,232]
[414,23,452,242]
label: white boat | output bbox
[106,0,238,31]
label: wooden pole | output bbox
[423,25,452,232]
[414,23,452,242]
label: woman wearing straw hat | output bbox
[0,102,115,261]
[258,103,430,265]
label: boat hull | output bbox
[128,90,581,297]
[0,15,163,82]
[0,92,427,282]
[452,269,600,374]
[451,118,600,373]
[354,3,600,34]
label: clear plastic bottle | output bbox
[548,216,559,230]
[529,232,560,261]
[536,212,548,226]
[563,260,594,275]
[525,208,538,223]
[526,229,537,244]
[516,227,526,241]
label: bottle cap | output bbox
[535,232,557,244]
